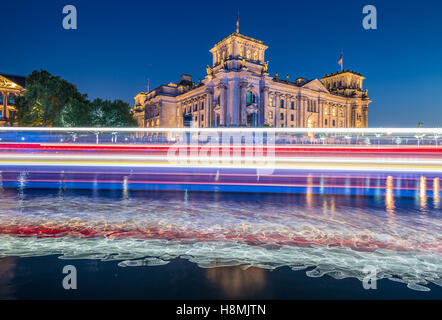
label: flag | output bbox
[236,13,239,33]
[338,53,343,71]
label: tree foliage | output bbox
[14,70,136,128]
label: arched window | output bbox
[246,91,255,106]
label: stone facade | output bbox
[0,74,26,126]
[133,32,371,129]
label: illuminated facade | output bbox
[133,32,371,128]
[0,74,26,126]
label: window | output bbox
[324,108,328,115]
[280,113,284,120]
[291,101,294,110]
[269,96,273,107]
[8,96,14,105]
[325,119,328,125]
[280,99,284,108]
[246,91,255,105]
[195,116,198,122]
[339,109,343,117]
[246,50,251,59]
[200,102,204,110]
[332,120,336,127]
[253,51,258,61]
[0,95,3,104]
[307,119,312,128]
[290,114,294,121]
[332,108,336,116]
[201,115,204,121]
[193,104,198,112]
[269,111,273,119]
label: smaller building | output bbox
[0,74,26,126]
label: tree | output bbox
[89,99,137,127]
[57,98,92,127]
[14,70,137,128]
[14,70,87,127]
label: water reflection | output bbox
[206,265,266,298]
[419,176,427,210]
[434,178,440,209]
[0,257,17,299]
[0,181,441,292]
[385,176,395,214]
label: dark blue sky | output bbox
[1,0,441,127]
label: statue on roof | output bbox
[221,58,227,69]
[263,61,269,73]
[241,58,247,68]
[206,65,213,76]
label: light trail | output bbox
[1,126,442,134]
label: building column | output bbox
[240,81,247,126]
[346,103,352,128]
[218,84,226,126]
[363,106,368,128]
[3,92,8,120]
[261,86,269,126]
[275,93,280,127]
[205,90,212,128]
[299,96,304,127]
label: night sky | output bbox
[1,0,441,127]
